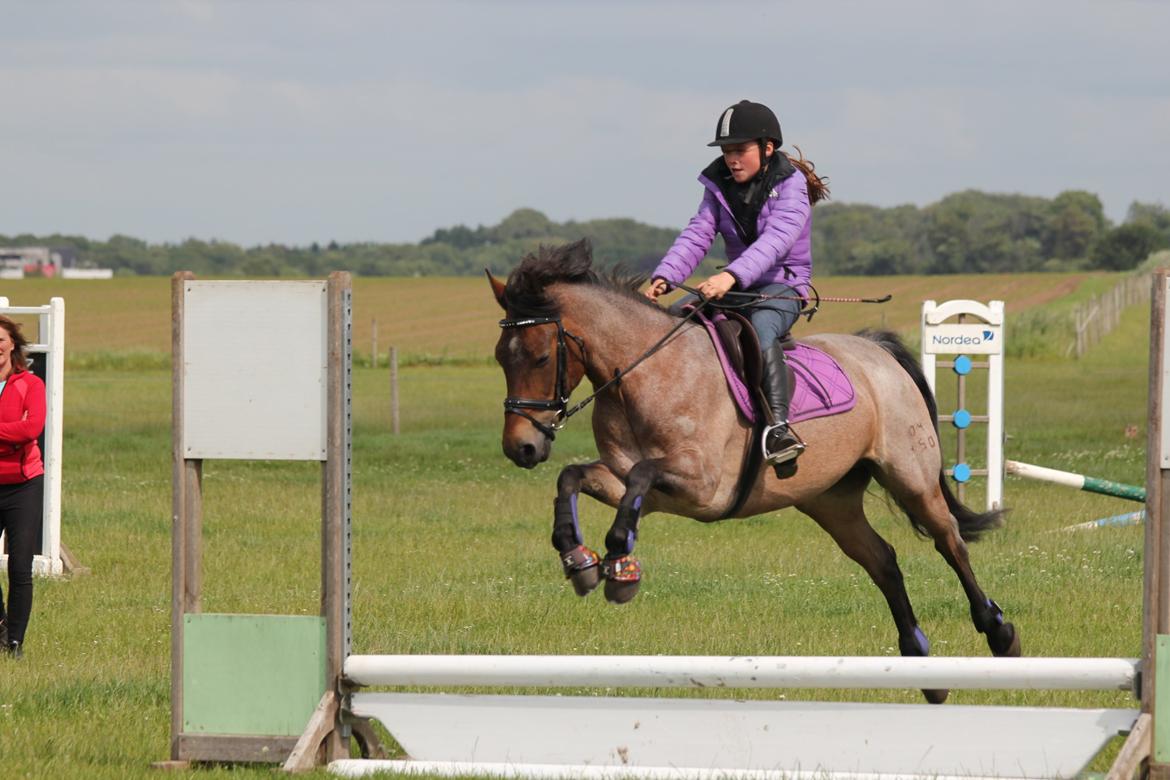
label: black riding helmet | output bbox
[708,100,783,147]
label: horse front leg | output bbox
[600,458,677,604]
[553,461,625,597]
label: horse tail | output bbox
[857,329,1006,543]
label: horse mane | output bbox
[503,238,663,318]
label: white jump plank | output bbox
[344,654,1138,692]
[339,693,1138,779]
[330,759,1037,780]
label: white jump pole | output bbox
[345,653,1137,692]
[1006,459,1147,503]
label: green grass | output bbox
[0,276,1156,777]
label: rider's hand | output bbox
[697,271,736,300]
[644,278,670,301]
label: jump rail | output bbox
[344,653,1139,692]
[1006,459,1147,503]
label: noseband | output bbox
[498,316,586,441]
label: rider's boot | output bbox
[761,341,805,472]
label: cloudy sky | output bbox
[3,1,1167,246]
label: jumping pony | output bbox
[488,239,1019,703]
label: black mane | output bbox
[503,238,658,318]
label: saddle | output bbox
[684,303,858,517]
[686,304,856,426]
[712,312,797,410]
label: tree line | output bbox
[5,191,1168,278]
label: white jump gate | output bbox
[921,299,1005,512]
[0,296,71,576]
[331,656,1139,779]
[169,275,1170,779]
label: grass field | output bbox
[0,270,1154,778]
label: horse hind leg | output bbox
[797,468,949,704]
[883,475,1021,659]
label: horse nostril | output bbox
[521,443,537,462]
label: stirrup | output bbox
[762,422,805,464]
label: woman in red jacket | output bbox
[0,315,46,659]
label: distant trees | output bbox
[4,190,1167,277]
[813,190,1123,276]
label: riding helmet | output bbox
[708,100,782,147]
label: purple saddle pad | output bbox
[692,311,855,424]
[786,343,857,423]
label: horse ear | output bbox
[568,237,593,265]
[485,268,507,310]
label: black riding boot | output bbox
[761,341,804,469]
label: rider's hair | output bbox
[0,315,29,372]
[784,146,830,205]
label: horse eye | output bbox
[534,354,551,367]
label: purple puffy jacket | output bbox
[652,163,812,293]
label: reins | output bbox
[500,283,892,441]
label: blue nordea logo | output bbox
[983,330,993,341]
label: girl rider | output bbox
[645,99,829,472]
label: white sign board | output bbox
[182,281,328,461]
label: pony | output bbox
[487,239,1019,704]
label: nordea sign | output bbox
[924,323,1003,355]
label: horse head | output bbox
[487,240,593,469]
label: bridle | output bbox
[498,315,586,441]
[499,303,706,442]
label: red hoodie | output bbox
[0,369,45,484]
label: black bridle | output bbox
[499,303,706,442]
[498,316,586,441]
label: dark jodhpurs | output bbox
[0,475,43,644]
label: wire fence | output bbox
[1070,272,1152,358]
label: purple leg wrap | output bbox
[912,626,930,656]
[552,495,584,551]
[569,494,582,544]
[987,598,1005,626]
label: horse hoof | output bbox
[922,688,949,704]
[604,578,640,604]
[560,545,601,597]
[569,566,600,597]
[988,622,1021,657]
[601,556,641,604]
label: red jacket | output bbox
[0,369,45,484]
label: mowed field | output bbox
[0,270,1153,778]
